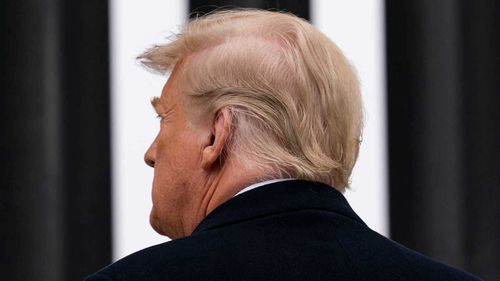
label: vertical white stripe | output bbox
[110,0,186,260]
[312,0,389,236]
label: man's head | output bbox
[141,9,363,239]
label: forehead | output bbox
[160,61,185,101]
[160,78,174,103]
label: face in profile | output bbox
[143,69,209,239]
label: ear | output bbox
[201,108,233,170]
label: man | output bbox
[86,10,480,281]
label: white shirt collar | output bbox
[233,178,296,198]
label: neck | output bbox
[203,159,262,215]
[177,158,264,238]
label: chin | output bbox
[149,208,166,236]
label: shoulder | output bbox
[84,234,215,281]
[84,180,482,281]
[332,221,482,281]
[86,213,481,281]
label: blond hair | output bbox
[139,9,363,191]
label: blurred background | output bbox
[1,0,498,280]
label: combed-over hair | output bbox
[138,9,363,191]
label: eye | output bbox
[156,114,165,122]
[155,109,173,122]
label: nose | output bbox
[144,137,157,168]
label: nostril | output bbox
[144,153,155,168]
[145,158,155,168]
[145,139,157,168]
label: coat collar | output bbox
[192,180,366,235]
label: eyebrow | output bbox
[150,96,161,113]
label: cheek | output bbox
[150,125,203,203]
[157,128,200,169]
[151,134,190,197]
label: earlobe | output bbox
[201,108,232,170]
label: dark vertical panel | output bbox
[189,0,309,21]
[0,1,64,279]
[461,1,500,279]
[60,1,112,279]
[386,0,500,279]
[0,0,111,280]
[386,0,466,264]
